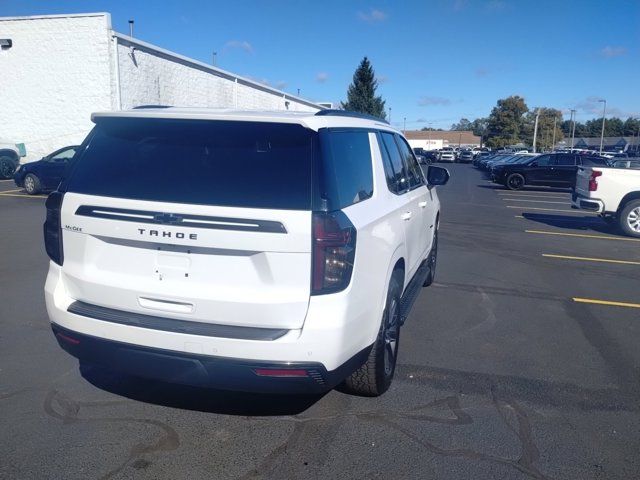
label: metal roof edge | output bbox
[111,31,324,111]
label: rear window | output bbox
[65,118,316,210]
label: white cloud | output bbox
[224,40,254,54]
[599,46,627,58]
[274,81,288,90]
[357,9,388,23]
[316,72,329,83]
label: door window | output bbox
[50,147,77,163]
[552,154,576,166]
[379,132,408,194]
[533,155,551,166]
[394,134,424,188]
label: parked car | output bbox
[493,153,610,190]
[44,108,450,397]
[572,164,640,237]
[0,140,26,179]
[438,148,456,163]
[457,150,474,163]
[13,145,79,194]
[412,147,430,165]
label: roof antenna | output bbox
[128,19,134,37]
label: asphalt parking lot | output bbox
[1,165,639,480]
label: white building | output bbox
[0,13,322,161]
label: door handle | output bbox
[418,201,427,208]
[401,211,412,221]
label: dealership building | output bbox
[404,130,481,151]
[0,13,322,161]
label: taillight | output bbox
[588,170,602,192]
[311,211,357,295]
[43,191,64,265]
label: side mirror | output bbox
[427,166,450,186]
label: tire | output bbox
[618,200,640,238]
[24,173,41,195]
[342,271,402,396]
[423,225,438,287]
[0,156,16,179]
[506,173,525,190]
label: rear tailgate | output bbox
[60,117,317,330]
[575,166,596,198]
[60,195,311,329]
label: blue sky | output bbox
[3,0,639,129]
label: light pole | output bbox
[532,109,540,153]
[403,117,406,134]
[570,109,576,151]
[212,51,217,66]
[388,107,392,123]
[551,116,557,151]
[598,99,606,155]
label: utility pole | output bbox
[570,109,576,151]
[598,99,607,155]
[551,116,557,151]
[532,109,540,153]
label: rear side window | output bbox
[65,119,316,209]
[581,156,609,166]
[318,129,373,210]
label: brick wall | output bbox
[0,14,113,161]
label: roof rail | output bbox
[132,104,172,109]
[315,109,389,125]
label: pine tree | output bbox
[341,57,386,119]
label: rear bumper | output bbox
[52,323,371,394]
[571,193,604,213]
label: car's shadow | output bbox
[477,184,573,193]
[521,213,617,234]
[80,363,325,416]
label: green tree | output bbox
[341,57,386,119]
[485,95,529,148]
[523,108,564,151]
[623,117,640,136]
[451,118,472,131]
[420,127,444,131]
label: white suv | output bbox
[44,108,449,396]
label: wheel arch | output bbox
[617,191,640,214]
[0,149,19,160]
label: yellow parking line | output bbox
[0,179,13,182]
[514,215,524,218]
[0,189,22,193]
[573,298,640,309]
[506,206,595,214]
[542,254,640,265]
[502,198,569,204]
[0,193,47,199]
[525,230,640,242]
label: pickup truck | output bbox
[572,165,640,237]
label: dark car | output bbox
[413,147,437,165]
[493,153,610,190]
[13,145,79,194]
